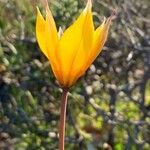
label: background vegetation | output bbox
[0,0,150,149]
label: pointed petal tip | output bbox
[109,9,117,21]
[84,0,92,12]
[45,1,53,19]
[87,0,92,5]
[111,9,117,19]
[105,9,116,26]
[36,6,45,21]
[40,0,48,8]
[36,6,40,13]
[40,0,50,13]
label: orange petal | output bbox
[58,0,94,87]
[36,7,48,58]
[71,15,113,86]
[44,3,64,86]
[45,3,58,58]
[85,15,113,70]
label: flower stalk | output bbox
[59,88,69,150]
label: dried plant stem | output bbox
[59,88,68,150]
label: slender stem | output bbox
[59,88,68,150]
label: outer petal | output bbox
[44,4,63,85]
[36,3,63,86]
[45,4,58,57]
[86,16,113,68]
[58,0,94,87]
[36,7,48,58]
[70,16,113,86]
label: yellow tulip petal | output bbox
[69,16,113,86]
[44,3,64,86]
[45,4,58,51]
[58,0,94,86]
[36,7,48,58]
[36,1,63,86]
[85,15,113,70]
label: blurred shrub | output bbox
[0,0,150,149]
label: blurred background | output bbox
[0,0,150,149]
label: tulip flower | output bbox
[36,0,114,150]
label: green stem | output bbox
[59,88,68,150]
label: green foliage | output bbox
[0,0,150,149]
